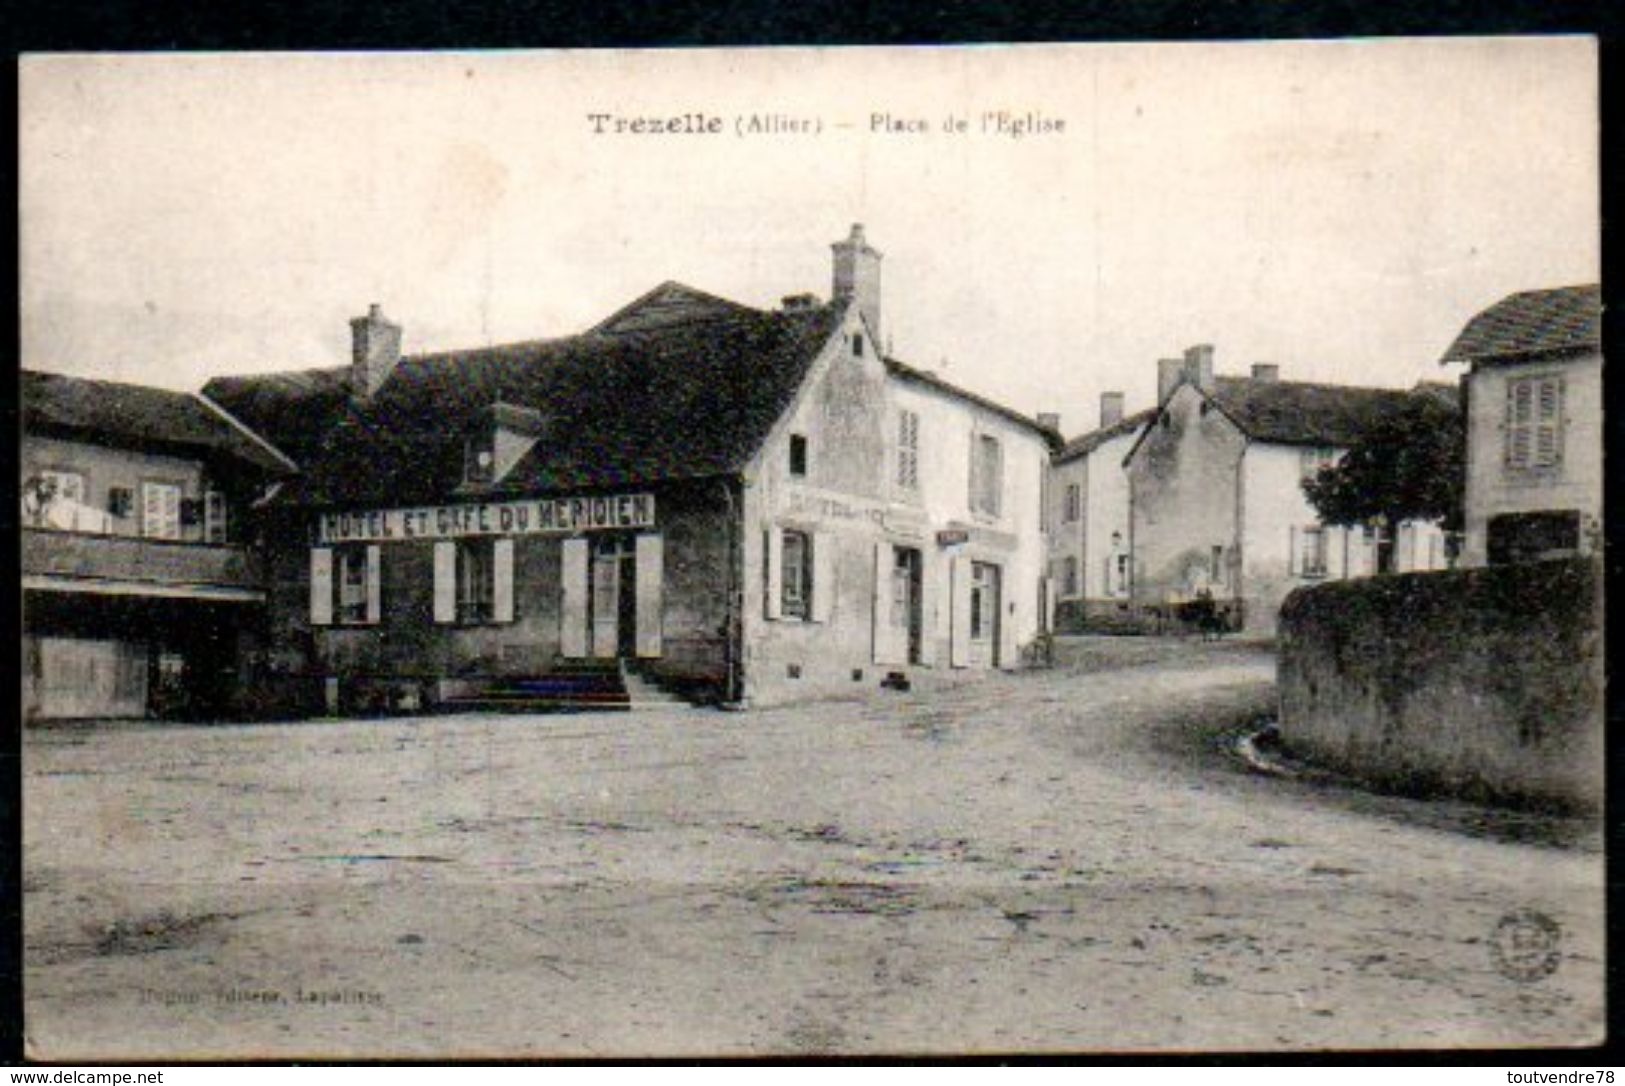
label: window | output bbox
[969,561,997,641]
[458,539,496,624]
[789,434,809,478]
[896,410,920,490]
[1210,544,1225,586]
[970,433,1003,517]
[1299,526,1328,578]
[336,546,370,624]
[852,333,865,357]
[107,486,133,519]
[1063,556,1079,598]
[781,530,811,619]
[1505,375,1564,470]
[42,470,85,505]
[141,482,182,540]
[1064,483,1081,523]
[1299,447,1337,480]
[465,435,495,484]
[1113,554,1131,597]
[204,490,228,544]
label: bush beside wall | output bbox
[1277,558,1603,812]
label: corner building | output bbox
[205,227,1056,712]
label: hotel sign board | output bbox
[316,493,656,544]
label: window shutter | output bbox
[764,528,784,620]
[1289,525,1299,576]
[968,433,980,513]
[998,574,1018,670]
[433,541,457,624]
[365,544,382,624]
[811,534,835,623]
[560,537,589,657]
[309,547,333,627]
[1039,575,1052,634]
[492,538,515,624]
[635,533,663,657]
[949,556,972,667]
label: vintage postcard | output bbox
[18,40,1602,1059]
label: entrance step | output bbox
[436,658,697,715]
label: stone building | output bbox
[1122,347,1458,634]
[1442,284,1602,567]
[20,371,292,720]
[201,226,1057,712]
[1046,393,1154,632]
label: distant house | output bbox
[1123,346,1457,634]
[1442,284,1602,567]
[20,371,292,721]
[201,226,1056,712]
[1046,393,1154,632]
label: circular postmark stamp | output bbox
[1490,908,1562,983]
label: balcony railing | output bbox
[21,528,263,595]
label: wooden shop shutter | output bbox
[635,534,663,657]
[433,541,457,624]
[561,537,589,657]
[309,547,333,627]
[364,544,382,625]
[810,533,835,623]
[492,538,515,624]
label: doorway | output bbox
[591,536,639,658]
[969,561,1001,668]
[892,546,923,665]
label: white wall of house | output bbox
[742,308,1050,704]
[1083,431,1136,601]
[1462,350,1603,566]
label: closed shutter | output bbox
[949,556,972,667]
[1289,525,1298,577]
[998,577,1018,671]
[364,544,382,624]
[433,541,457,624]
[811,534,835,623]
[635,534,663,657]
[560,537,589,657]
[310,547,333,626]
[1536,377,1564,466]
[1039,575,1052,634]
[492,538,515,623]
[872,541,897,665]
[764,528,784,620]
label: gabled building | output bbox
[202,226,1057,712]
[1123,347,1457,634]
[1442,284,1602,567]
[21,371,293,720]
[1046,393,1154,631]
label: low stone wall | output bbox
[1277,558,1604,812]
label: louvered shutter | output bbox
[492,538,515,623]
[309,547,333,626]
[364,544,382,624]
[635,533,663,657]
[433,541,457,624]
[1536,377,1564,467]
[811,534,835,623]
[560,537,589,657]
[872,541,898,664]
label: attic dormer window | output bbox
[852,333,864,357]
[465,435,496,485]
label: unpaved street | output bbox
[24,641,1604,1058]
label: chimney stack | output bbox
[1157,358,1185,404]
[350,304,403,399]
[831,223,883,346]
[1251,362,1280,382]
[781,293,819,312]
[1099,391,1125,428]
[1036,412,1062,434]
[1183,344,1216,393]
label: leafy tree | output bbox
[1302,394,1465,571]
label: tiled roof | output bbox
[245,287,844,508]
[1055,408,1156,465]
[1441,284,1601,365]
[1207,376,1452,448]
[201,366,354,469]
[883,358,1062,446]
[21,370,291,475]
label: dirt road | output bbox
[23,640,1604,1057]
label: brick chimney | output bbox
[350,304,403,400]
[1251,362,1280,382]
[1036,412,1061,434]
[1099,391,1125,428]
[1157,358,1185,404]
[1183,344,1215,393]
[831,224,882,346]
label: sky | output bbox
[19,40,1598,437]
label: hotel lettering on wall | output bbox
[316,494,656,544]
